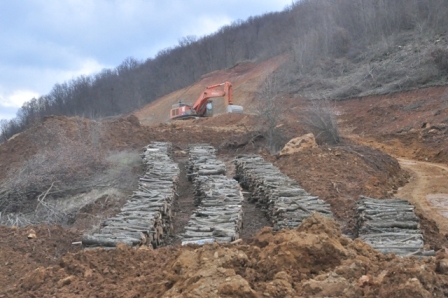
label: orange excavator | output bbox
[169,81,243,120]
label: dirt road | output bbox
[396,158,448,236]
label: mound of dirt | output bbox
[279,133,318,156]
[0,114,256,183]
[0,225,82,293]
[0,115,103,181]
[5,214,448,297]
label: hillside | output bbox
[1,0,448,296]
[2,0,448,140]
[134,56,286,125]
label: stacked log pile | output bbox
[233,154,333,230]
[82,142,179,248]
[356,196,434,256]
[182,145,243,244]
[186,144,226,181]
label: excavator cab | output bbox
[170,101,192,119]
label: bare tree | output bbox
[303,99,340,145]
[0,119,9,142]
[255,73,285,153]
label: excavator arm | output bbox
[192,82,233,116]
[169,81,242,120]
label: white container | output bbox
[227,105,244,114]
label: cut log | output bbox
[82,142,179,249]
[233,154,333,230]
[82,235,136,247]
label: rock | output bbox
[436,258,448,274]
[84,269,93,278]
[217,276,258,298]
[301,274,356,297]
[126,114,140,127]
[265,278,297,297]
[21,267,46,291]
[57,276,75,288]
[27,229,37,239]
[274,271,292,284]
[279,133,317,156]
[358,274,372,287]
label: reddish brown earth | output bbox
[338,86,448,163]
[1,58,448,296]
[3,214,448,297]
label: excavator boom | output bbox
[170,81,242,120]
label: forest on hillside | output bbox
[1,0,447,141]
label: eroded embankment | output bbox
[392,158,448,251]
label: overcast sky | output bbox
[0,0,292,120]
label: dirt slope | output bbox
[396,159,448,239]
[263,142,408,234]
[134,56,286,125]
[338,86,448,163]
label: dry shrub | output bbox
[0,120,108,216]
[303,100,340,145]
[21,122,106,191]
[431,47,448,73]
[0,119,144,226]
[255,73,286,153]
[331,27,351,57]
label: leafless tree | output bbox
[255,73,285,153]
[303,99,340,145]
[0,119,9,142]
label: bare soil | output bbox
[396,158,448,248]
[3,214,448,297]
[167,158,195,246]
[134,56,287,125]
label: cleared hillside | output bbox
[134,56,286,125]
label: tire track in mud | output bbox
[396,158,448,236]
